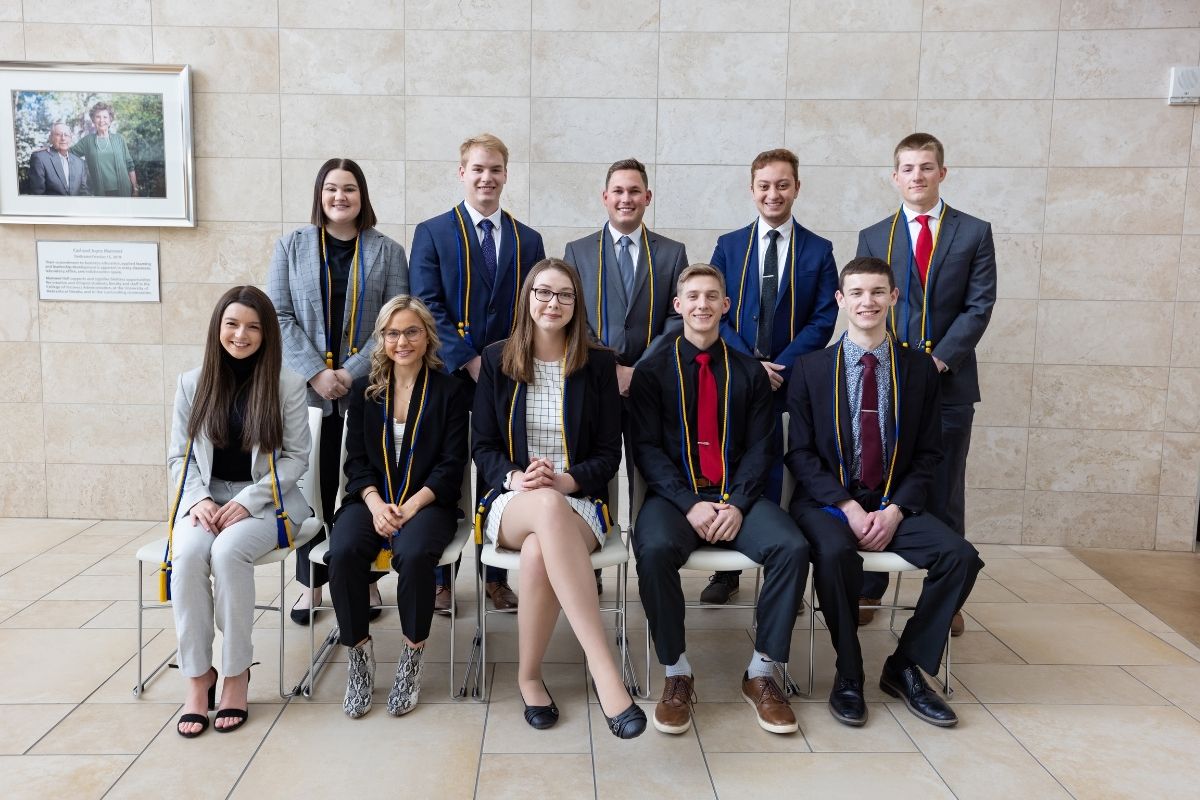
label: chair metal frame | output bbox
[133,406,324,699]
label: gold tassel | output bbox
[374,546,392,571]
[158,562,171,602]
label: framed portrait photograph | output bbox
[0,61,194,227]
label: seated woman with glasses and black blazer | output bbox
[472,258,645,739]
[327,295,470,718]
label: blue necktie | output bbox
[616,235,636,303]
[479,218,497,284]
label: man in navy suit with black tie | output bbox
[855,133,996,635]
[703,148,838,605]
[410,133,547,612]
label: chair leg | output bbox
[806,579,816,697]
[888,571,904,637]
[640,623,654,700]
[456,568,483,700]
[135,560,144,696]
[278,563,290,698]
[942,633,953,696]
[448,560,456,700]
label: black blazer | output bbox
[785,339,943,515]
[472,341,622,504]
[629,336,777,516]
[341,368,470,512]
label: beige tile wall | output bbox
[1,2,1197,549]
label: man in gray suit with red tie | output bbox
[855,133,996,635]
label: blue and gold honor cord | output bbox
[451,207,524,344]
[319,227,365,369]
[377,367,430,569]
[594,223,655,348]
[884,203,947,354]
[830,333,901,510]
[732,220,798,349]
[672,337,732,502]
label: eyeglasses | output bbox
[383,327,425,343]
[531,288,576,305]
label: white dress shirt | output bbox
[607,225,642,278]
[901,199,944,256]
[755,215,793,283]
[464,202,504,259]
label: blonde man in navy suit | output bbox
[703,148,839,605]
[410,133,547,612]
[855,133,996,635]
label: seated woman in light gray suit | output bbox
[168,285,311,738]
[266,158,409,625]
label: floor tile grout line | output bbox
[879,700,961,799]
[472,663,493,800]
[225,702,291,800]
[978,700,1079,799]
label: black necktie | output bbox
[756,229,780,359]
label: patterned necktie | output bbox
[695,352,722,485]
[859,352,883,490]
[756,229,780,358]
[479,218,497,284]
[915,214,932,287]
[616,235,636,304]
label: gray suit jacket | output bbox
[563,226,689,366]
[857,204,996,405]
[267,225,409,413]
[168,367,312,527]
[28,148,88,195]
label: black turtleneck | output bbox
[324,231,355,367]
[210,348,259,482]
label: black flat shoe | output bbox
[215,668,251,734]
[290,593,314,626]
[521,681,559,730]
[177,667,217,738]
[879,655,957,728]
[594,680,646,739]
[828,673,867,727]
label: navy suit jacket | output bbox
[410,202,546,374]
[857,204,996,405]
[471,343,621,506]
[785,340,943,517]
[710,219,838,383]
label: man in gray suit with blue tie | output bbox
[563,158,689,593]
[856,133,996,635]
[28,122,88,196]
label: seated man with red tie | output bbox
[630,264,809,737]
[785,256,983,729]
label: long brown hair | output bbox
[365,295,443,401]
[187,286,284,452]
[501,258,596,384]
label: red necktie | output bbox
[915,214,932,287]
[859,353,883,490]
[695,352,723,485]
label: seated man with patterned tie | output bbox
[785,256,984,729]
[630,264,810,736]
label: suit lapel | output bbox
[627,228,651,312]
[303,229,327,343]
[928,205,960,293]
[775,220,807,313]
[509,381,529,468]
[564,367,585,467]
[459,202,494,293]
[494,210,513,293]
[50,152,68,190]
[738,222,760,346]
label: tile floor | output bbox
[2,517,1200,799]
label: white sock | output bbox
[747,650,774,680]
[665,652,692,678]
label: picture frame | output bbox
[0,61,195,227]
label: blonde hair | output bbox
[459,133,509,167]
[365,296,443,401]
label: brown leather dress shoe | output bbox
[485,581,518,610]
[950,610,965,637]
[741,673,798,734]
[858,596,881,626]
[433,585,453,616]
[653,674,696,734]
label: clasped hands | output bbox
[310,368,353,401]
[686,501,744,542]
[189,498,251,534]
[509,457,579,494]
[838,499,903,551]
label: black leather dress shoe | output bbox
[521,681,559,730]
[879,655,958,727]
[828,673,867,727]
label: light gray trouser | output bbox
[171,479,278,677]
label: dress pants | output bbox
[793,498,983,679]
[328,501,456,646]
[861,402,974,599]
[634,493,809,665]
[171,479,280,678]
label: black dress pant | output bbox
[634,493,809,665]
[297,410,381,589]
[793,500,983,679]
[327,501,456,646]
[862,402,974,599]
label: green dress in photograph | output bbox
[70,132,134,197]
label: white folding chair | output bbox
[460,476,637,701]
[299,446,474,699]
[134,406,324,699]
